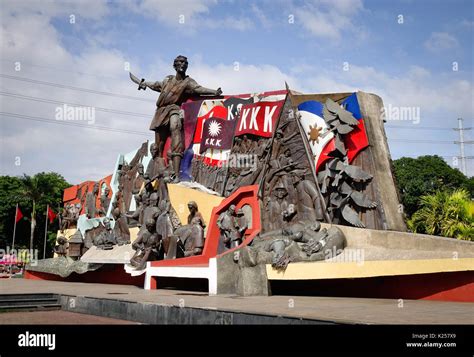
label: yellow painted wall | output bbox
[266,258,474,280]
[167,184,224,227]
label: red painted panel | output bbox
[270,271,474,302]
[150,184,261,267]
[24,264,144,287]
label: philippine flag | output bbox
[297,100,335,172]
[297,93,369,172]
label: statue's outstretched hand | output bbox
[216,87,223,96]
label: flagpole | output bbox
[43,204,48,259]
[12,203,18,251]
[11,203,18,276]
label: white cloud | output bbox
[424,32,460,52]
[0,2,153,183]
[124,0,215,25]
[122,0,252,31]
[293,0,365,40]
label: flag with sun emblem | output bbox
[297,94,369,172]
[199,117,236,154]
[297,100,336,172]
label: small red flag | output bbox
[16,207,23,223]
[47,206,57,224]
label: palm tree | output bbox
[19,174,53,251]
[408,189,474,240]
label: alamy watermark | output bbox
[324,247,365,266]
[55,104,95,124]
[18,331,55,351]
[220,153,258,171]
[0,246,39,266]
[381,104,420,124]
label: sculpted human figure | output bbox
[85,182,99,219]
[145,143,167,181]
[130,55,222,181]
[112,208,131,245]
[137,193,160,238]
[292,174,324,221]
[267,180,289,230]
[216,204,246,252]
[131,218,160,269]
[98,186,111,216]
[132,163,145,194]
[93,218,117,250]
[174,217,205,257]
[126,194,144,226]
[54,236,68,257]
[156,200,175,255]
[60,203,81,232]
[187,201,206,228]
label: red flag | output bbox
[15,207,23,223]
[235,100,284,138]
[47,206,57,224]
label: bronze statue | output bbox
[130,55,222,181]
[126,194,144,226]
[85,182,99,219]
[112,208,131,245]
[291,173,325,222]
[131,218,160,269]
[216,205,246,253]
[98,186,111,216]
[132,163,145,194]
[54,236,68,256]
[187,201,205,228]
[156,199,175,256]
[266,180,289,231]
[174,216,205,257]
[137,192,160,239]
[93,218,117,250]
[59,203,81,232]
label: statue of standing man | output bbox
[130,55,222,181]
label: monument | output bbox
[24,56,474,302]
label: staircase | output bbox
[0,294,61,312]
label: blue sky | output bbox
[1,0,473,182]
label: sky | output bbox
[0,0,473,184]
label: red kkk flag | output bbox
[15,206,23,223]
[235,100,284,138]
[199,117,236,154]
[47,206,57,223]
[193,104,228,144]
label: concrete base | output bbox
[2,279,474,324]
[80,244,135,264]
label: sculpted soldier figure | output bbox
[292,174,324,221]
[266,180,289,231]
[130,55,222,181]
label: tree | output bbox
[393,155,472,217]
[408,189,474,240]
[0,173,70,255]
